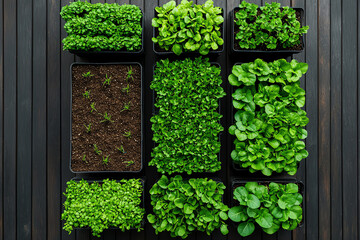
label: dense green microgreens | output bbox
[148,175,229,239]
[62,179,145,237]
[228,59,309,176]
[229,182,303,237]
[152,0,224,55]
[234,1,309,50]
[150,58,225,174]
[60,2,142,51]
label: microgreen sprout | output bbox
[82,154,88,163]
[103,74,112,86]
[116,145,125,154]
[123,131,132,139]
[93,144,102,155]
[120,101,131,112]
[82,71,94,78]
[124,160,134,167]
[84,123,92,133]
[90,102,97,112]
[100,112,114,123]
[82,90,90,99]
[126,66,134,82]
[122,84,130,94]
[102,155,110,165]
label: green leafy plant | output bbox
[93,144,102,155]
[82,71,93,78]
[127,66,134,81]
[148,175,229,239]
[122,84,130,94]
[228,59,309,176]
[102,74,112,86]
[124,160,134,167]
[102,155,110,165]
[84,123,92,133]
[61,2,142,51]
[100,112,114,123]
[123,131,132,139]
[82,90,90,99]
[150,58,225,174]
[117,145,125,154]
[82,154,88,163]
[229,182,303,237]
[120,102,131,112]
[152,0,224,55]
[234,1,309,50]
[90,102,97,113]
[62,179,145,237]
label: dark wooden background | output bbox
[0,0,356,239]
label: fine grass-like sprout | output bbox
[82,71,94,78]
[124,160,134,167]
[122,84,130,94]
[120,102,131,112]
[84,123,92,133]
[100,112,114,123]
[82,154,88,163]
[93,144,102,155]
[103,74,112,86]
[90,102,97,113]
[82,90,90,99]
[123,131,132,139]
[117,145,125,154]
[127,66,134,82]
[102,155,110,165]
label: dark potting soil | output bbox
[71,64,141,172]
[233,9,303,51]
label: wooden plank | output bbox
[318,0,331,239]
[342,0,358,239]
[16,0,32,238]
[47,0,61,239]
[3,0,17,239]
[32,0,47,239]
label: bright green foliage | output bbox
[60,2,142,51]
[235,1,309,50]
[228,59,308,176]
[148,175,229,239]
[152,0,224,55]
[229,182,303,237]
[150,58,225,174]
[62,179,145,237]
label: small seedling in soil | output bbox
[116,145,125,154]
[84,123,92,133]
[124,160,134,167]
[102,155,110,165]
[93,144,102,155]
[123,131,132,139]
[82,90,90,99]
[82,154,88,163]
[122,84,130,94]
[82,71,93,78]
[120,102,131,112]
[126,66,134,82]
[90,102,97,113]
[100,112,114,123]
[103,74,112,86]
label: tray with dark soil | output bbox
[70,63,143,173]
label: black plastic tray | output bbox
[152,8,225,56]
[150,62,223,176]
[231,179,305,228]
[68,178,146,230]
[230,7,305,55]
[229,62,304,175]
[68,11,145,58]
[69,62,144,174]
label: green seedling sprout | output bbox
[102,155,110,165]
[82,71,94,78]
[93,144,102,155]
[90,102,97,113]
[122,84,130,94]
[82,154,88,163]
[117,145,125,154]
[126,66,134,82]
[82,90,90,99]
[123,131,132,139]
[84,123,92,133]
[120,102,131,112]
[103,74,112,86]
[100,112,114,123]
[124,160,134,167]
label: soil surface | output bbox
[71,64,142,172]
[233,8,303,51]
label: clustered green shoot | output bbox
[229,182,303,237]
[228,59,309,176]
[117,145,125,154]
[90,102,97,113]
[127,66,134,81]
[150,57,225,174]
[82,154,88,163]
[93,144,102,156]
[102,155,110,165]
[124,160,134,167]
[100,112,114,123]
[121,102,131,112]
[148,175,229,239]
[122,84,130,94]
[82,90,90,99]
[84,123,92,133]
[103,74,112,86]
[82,71,93,78]
[123,131,132,139]
[62,179,145,237]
